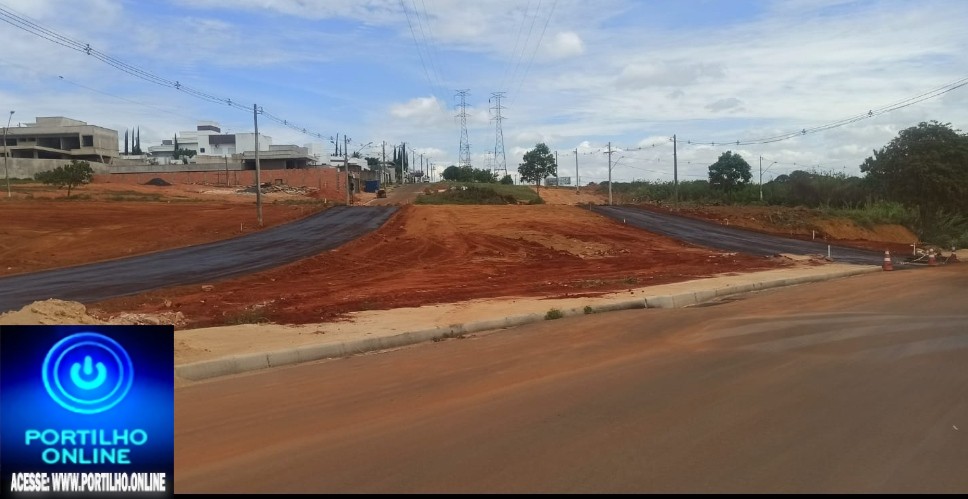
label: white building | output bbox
[148,121,271,164]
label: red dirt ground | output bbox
[0,182,327,276]
[635,203,919,255]
[91,205,786,328]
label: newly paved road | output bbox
[175,265,968,493]
[593,205,886,265]
[0,206,397,312]
[367,182,428,206]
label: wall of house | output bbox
[92,167,346,201]
[6,158,111,178]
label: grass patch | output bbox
[576,279,607,288]
[583,305,595,315]
[432,331,466,342]
[273,198,331,206]
[105,191,165,202]
[223,308,270,325]
[623,276,639,285]
[821,201,917,229]
[416,182,544,205]
[545,308,564,320]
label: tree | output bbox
[34,160,94,197]
[123,129,129,155]
[442,165,462,181]
[365,157,380,168]
[133,126,142,155]
[860,121,968,227]
[351,151,362,159]
[708,151,752,193]
[500,174,514,185]
[518,143,556,192]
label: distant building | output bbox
[1,116,118,163]
[147,121,272,164]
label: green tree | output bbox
[708,151,752,194]
[442,165,462,181]
[518,143,556,192]
[500,174,514,185]
[365,157,380,168]
[351,151,362,159]
[860,121,968,228]
[34,160,94,197]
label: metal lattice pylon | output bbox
[490,91,508,177]
[456,89,471,168]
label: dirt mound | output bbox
[144,177,172,186]
[533,186,607,205]
[0,299,105,325]
[94,205,784,328]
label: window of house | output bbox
[200,147,205,153]
[82,135,94,147]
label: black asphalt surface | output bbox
[0,206,397,313]
[593,205,886,265]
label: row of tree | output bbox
[604,121,968,245]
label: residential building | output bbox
[1,116,119,163]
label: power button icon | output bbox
[42,332,134,414]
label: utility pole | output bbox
[411,150,416,183]
[574,148,579,194]
[606,141,614,205]
[456,89,471,168]
[381,141,386,188]
[672,134,678,209]
[344,135,350,205]
[4,110,13,198]
[759,155,763,202]
[420,153,424,181]
[555,150,559,185]
[253,104,263,226]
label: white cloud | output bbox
[389,96,448,126]
[545,31,584,59]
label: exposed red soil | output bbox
[91,205,786,328]
[0,183,327,276]
[635,203,919,256]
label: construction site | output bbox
[0,178,931,330]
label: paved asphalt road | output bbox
[593,205,886,265]
[367,182,429,206]
[0,206,397,312]
[175,265,968,493]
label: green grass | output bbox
[821,201,917,229]
[545,308,564,320]
[583,306,595,315]
[416,181,544,205]
[223,308,270,325]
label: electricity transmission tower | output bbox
[490,91,508,178]
[456,89,472,168]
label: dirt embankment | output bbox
[532,186,607,205]
[91,205,784,328]
[640,204,919,254]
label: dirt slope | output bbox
[91,205,784,328]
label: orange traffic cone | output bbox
[882,250,893,271]
[928,251,937,266]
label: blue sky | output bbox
[1,0,966,184]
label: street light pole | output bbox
[4,110,14,198]
[344,135,350,205]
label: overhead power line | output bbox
[680,75,968,147]
[0,3,336,142]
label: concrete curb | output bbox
[174,265,882,381]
